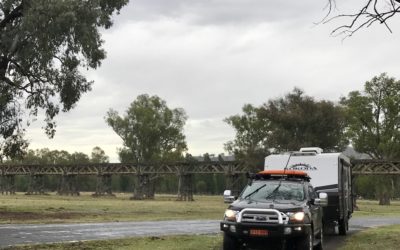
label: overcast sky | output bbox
[26,0,400,162]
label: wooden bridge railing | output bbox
[351,159,400,175]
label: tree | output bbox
[325,0,400,36]
[224,104,270,170]
[0,0,128,160]
[91,146,109,163]
[225,88,348,170]
[341,73,400,160]
[69,152,90,164]
[264,88,348,152]
[0,133,27,162]
[341,73,400,205]
[106,94,187,199]
[105,94,188,163]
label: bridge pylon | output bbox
[131,174,156,200]
[0,175,16,195]
[26,174,45,195]
[176,173,194,201]
[58,175,79,196]
[93,174,114,196]
[224,161,245,197]
[225,172,242,197]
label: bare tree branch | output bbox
[325,0,400,37]
[0,3,23,30]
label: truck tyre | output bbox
[277,239,287,250]
[297,228,313,250]
[338,217,348,236]
[223,233,240,250]
[315,227,323,250]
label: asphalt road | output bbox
[1,217,400,249]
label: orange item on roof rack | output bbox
[258,170,308,177]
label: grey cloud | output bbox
[117,0,326,26]
[25,0,400,163]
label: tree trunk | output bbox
[378,191,391,205]
[375,175,393,206]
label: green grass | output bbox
[2,192,399,225]
[4,235,223,250]
[353,199,400,217]
[340,224,400,250]
[3,195,400,249]
[0,192,227,224]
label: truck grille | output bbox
[238,208,289,224]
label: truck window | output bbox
[240,181,305,202]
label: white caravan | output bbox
[264,147,353,235]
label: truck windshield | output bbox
[240,181,305,202]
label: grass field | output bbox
[340,224,400,250]
[353,199,400,217]
[2,194,400,249]
[3,235,223,250]
[1,193,400,224]
[0,192,227,224]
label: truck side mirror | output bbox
[223,190,235,203]
[314,192,328,207]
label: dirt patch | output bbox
[0,211,88,222]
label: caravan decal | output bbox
[288,163,317,171]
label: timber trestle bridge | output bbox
[1,159,399,200]
[0,161,248,200]
[351,159,400,175]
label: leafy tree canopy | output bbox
[341,73,400,205]
[14,147,96,164]
[91,146,109,163]
[0,0,128,160]
[12,147,109,164]
[106,94,188,163]
[224,103,270,169]
[225,88,348,169]
[341,73,400,160]
[264,88,348,152]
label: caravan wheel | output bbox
[338,217,348,236]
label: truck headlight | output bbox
[224,209,239,222]
[287,211,305,222]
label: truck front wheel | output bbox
[314,226,323,250]
[297,228,313,250]
[223,233,240,250]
